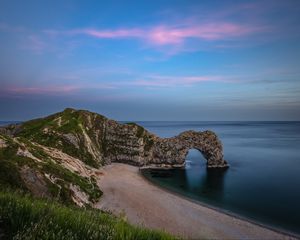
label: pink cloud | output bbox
[147,26,185,45]
[45,21,267,48]
[146,23,264,45]
[73,28,144,39]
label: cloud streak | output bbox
[45,21,268,48]
[1,73,232,97]
[132,75,228,87]
[146,23,265,45]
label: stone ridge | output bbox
[1,108,228,169]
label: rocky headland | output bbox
[0,108,227,206]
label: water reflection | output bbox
[204,168,227,191]
[199,168,227,201]
[146,149,228,202]
[185,149,227,201]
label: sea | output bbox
[138,121,300,236]
[0,121,20,126]
[1,120,300,235]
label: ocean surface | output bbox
[1,120,299,235]
[138,121,300,235]
[0,121,20,126]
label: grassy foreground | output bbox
[0,191,176,240]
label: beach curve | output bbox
[95,163,297,240]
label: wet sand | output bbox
[95,163,297,239]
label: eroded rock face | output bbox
[20,166,52,198]
[98,116,228,169]
[149,130,228,168]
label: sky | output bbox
[0,0,300,121]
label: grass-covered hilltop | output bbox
[0,108,226,239]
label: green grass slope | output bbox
[0,191,177,240]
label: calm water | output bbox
[0,121,20,126]
[139,121,300,235]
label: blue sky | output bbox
[0,0,300,121]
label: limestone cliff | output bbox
[0,108,228,205]
[1,108,228,169]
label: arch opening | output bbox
[185,148,207,169]
[184,148,227,194]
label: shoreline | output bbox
[96,163,298,240]
[140,168,300,239]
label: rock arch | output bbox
[148,130,229,169]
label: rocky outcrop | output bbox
[20,166,52,198]
[103,121,228,168]
[150,130,228,168]
[0,108,228,169]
